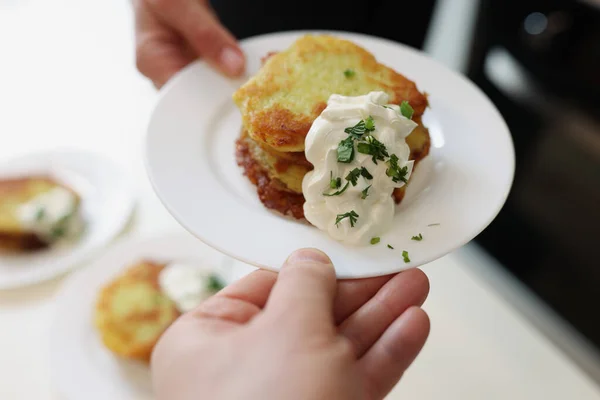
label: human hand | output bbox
[132,0,245,88]
[152,248,430,400]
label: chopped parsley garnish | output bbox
[360,185,371,199]
[411,233,423,241]
[364,116,375,131]
[337,137,355,163]
[356,135,389,164]
[360,167,373,179]
[207,274,226,292]
[402,250,410,263]
[345,168,362,186]
[329,171,341,189]
[50,226,66,239]
[383,105,394,110]
[35,207,45,221]
[344,69,355,78]
[428,223,441,227]
[400,101,414,119]
[335,210,359,227]
[323,181,350,196]
[386,154,409,183]
[388,244,394,249]
[370,237,380,245]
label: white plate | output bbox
[49,232,255,400]
[145,31,515,278]
[0,149,136,289]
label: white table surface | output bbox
[1,1,600,399]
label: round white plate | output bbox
[0,149,136,289]
[145,31,515,278]
[50,232,255,400]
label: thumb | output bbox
[147,0,245,77]
[264,249,337,332]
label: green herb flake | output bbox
[370,237,381,245]
[35,207,45,221]
[400,101,414,119]
[386,154,409,183]
[356,135,389,164]
[50,226,66,239]
[402,250,410,263]
[207,274,226,293]
[323,181,350,197]
[364,116,375,132]
[360,167,373,179]
[411,233,423,241]
[360,185,371,199]
[428,223,441,227]
[329,171,341,189]
[387,244,394,249]
[345,168,362,186]
[335,210,359,227]
[344,69,355,78]
[344,120,367,140]
[337,137,355,163]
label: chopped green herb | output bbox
[344,69,355,78]
[428,223,441,227]
[344,120,366,140]
[356,135,389,164]
[337,137,355,163]
[323,181,350,196]
[400,101,414,119]
[360,167,373,180]
[329,171,341,189]
[35,207,45,221]
[402,250,410,263]
[411,233,423,241]
[345,168,362,186]
[50,226,66,239]
[370,237,380,245]
[360,185,371,199]
[335,210,359,227]
[386,154,409,183]
[387,244,394,249]
[364,116,375,132]
[207,274,226,292]
[383,105,394,110]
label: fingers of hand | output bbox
[144,0,245,77]
[359,307,430,400]
[264,249,337,332]
[217,269,277,309]
[339,268,429,358]
[333,275,393,324]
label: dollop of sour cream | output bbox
[17,187,83,243]
[302,91,417,245]
[158,263,222,313]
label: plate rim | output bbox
[144,30,516,278]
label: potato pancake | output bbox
[233,34,428,153]
[94,261,180,363]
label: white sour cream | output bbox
[17,187,83,243]
[158,263,223,313]
[302,91,417,246]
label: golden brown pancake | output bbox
[233,34,428,153]
[233,34,430,219]
[0,176,80,253]
[94,261,180,363]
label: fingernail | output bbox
[286,248,331,265]
[219,47,244,76]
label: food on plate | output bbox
[233,34,430,244]
[94,259,226,363]
[0,176,85,252]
